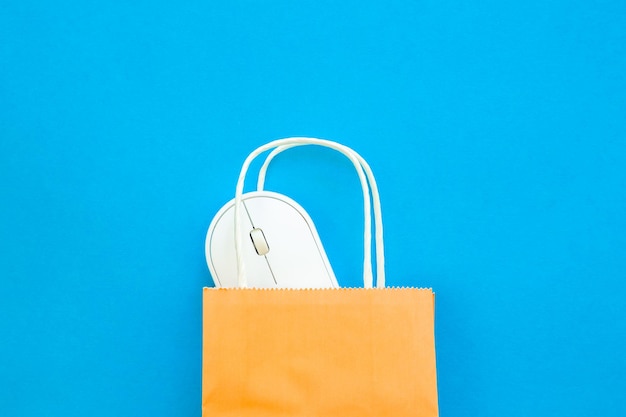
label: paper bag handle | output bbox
[234,137,385,289]
[256,144,384,289]
[257,144,373,287]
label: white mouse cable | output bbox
[256,142,385,288]
[234,138,372,288]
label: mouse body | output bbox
[205,191,338,288]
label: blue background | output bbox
[1,1,625,416]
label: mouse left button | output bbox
[206,202,276,288]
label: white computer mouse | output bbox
[205,191,338,288]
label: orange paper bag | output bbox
[202,288,438,416]
[202,138,438,416]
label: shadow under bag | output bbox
[202,138,438,417]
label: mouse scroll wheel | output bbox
[249,228,270,256]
